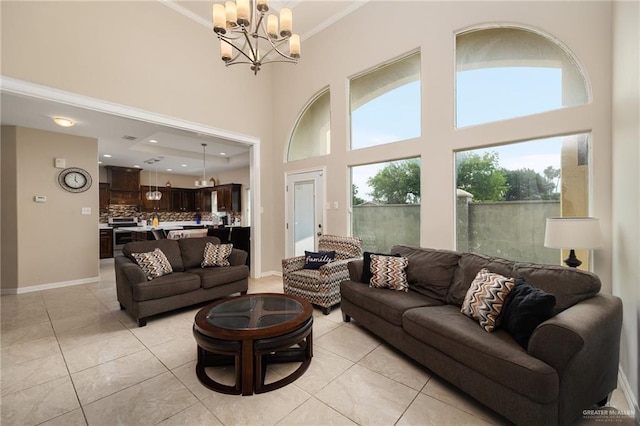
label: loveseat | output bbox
[115,237,249,326]
[340,245,623,426]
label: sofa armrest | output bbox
[115,256,147,285]
[527,293,622,423]
[228,248,248,266]
[347,259,364,282]
[282,255,306,275]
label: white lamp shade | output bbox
[544,217,602,250]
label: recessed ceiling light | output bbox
[103,154,112,158]
[149,139,158,143]
[220,152,227,156]
[98,161,103,164]
[166,168,172,172]
[133,165,141,168]
[52,117,74,127]
[181,164,188,167]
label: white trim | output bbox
[0,76,263,279]
[0,76,257,146]
[260,270,282,278]
[158,0,370,42]
[618,367,639,421]
[1,277,100,295]
[158,0,210,29]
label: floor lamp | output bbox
[543,217,602,268]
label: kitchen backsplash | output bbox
[99,205,240,224]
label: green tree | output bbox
[503,168,556,200]
[456,152,507,201]
[352,184,365,205]
[543,166,561,193]
[367,159,420,204]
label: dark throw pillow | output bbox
[303,251,335,270]
[501,278,556,349]
[361,251,400,283]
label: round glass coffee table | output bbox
[193,293,313,395]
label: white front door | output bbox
[286,170,325,257]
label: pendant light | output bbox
[195,143,214,187]
[145,159,162,201]
[153,165,162,200]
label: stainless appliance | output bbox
[109,217,138,249]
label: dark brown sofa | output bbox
[115,237,249,326]
[341,245,623,426]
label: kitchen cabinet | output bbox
[99,228,113,258]
[198,188,215,212]
[106,166,141,205]
[214,184,241,212]
[140,186,171,211]
[171,188,196,212]
[99,183,110,212]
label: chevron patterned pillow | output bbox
[369,254,410,292]
[202,243,233,267]
[461,268,515,332]
[131,248,173,280]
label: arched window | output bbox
[350,52,421,149]
[287,89,330,162]
[456,27,589,127]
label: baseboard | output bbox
[0,277,100,295]
[259,270,282,278]
[618,366,639,423]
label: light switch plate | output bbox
[54,158,66,168]
[81,207,91,215]
[34,195,46,203]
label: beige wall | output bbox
[612,0,640,412]
[272,1,613,284]
[1,0,275,276]
[1,126,99,292]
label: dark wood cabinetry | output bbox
[171,188,197,212]
[106,166,141,205]
[140,186,171,211]
[198,188,215,212]
[99,228,113,259]
[99,183,110,212]
[214,184,242,212]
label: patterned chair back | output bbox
[318,235,362,261]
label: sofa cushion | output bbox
[402,305,558,403]
[178,237,222,269]
[361,252,399,283]
[123,239,185,272]
[202,243,233,267]
[130,248,173,280]
[369,254,409,292]
[515,262,600,313]
[461,268,515,332]
[303,250,335,269]
[132,272,201,302]
[340,280,442,326]
[187,265,249,289]
[447,252,516,306]
[391,246,460,303]
[501,278,556,349]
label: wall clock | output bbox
[58,167,93,193]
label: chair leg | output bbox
[119,303,126,310]
[137,318,147,327]
[322,306,331,315]
[342,313,351,322]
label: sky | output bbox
[351,66,568,202]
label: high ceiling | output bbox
[0,0,367,177]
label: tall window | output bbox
[287,89,330,162]
[456,27,589,127]
[455,134,590,264]
[350,52,421,149]
[351,158,421,252]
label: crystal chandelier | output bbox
[195,144,214,187]
[212,0,301,75]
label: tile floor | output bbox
[0,259,634,426]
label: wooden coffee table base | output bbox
[193,317,313,396]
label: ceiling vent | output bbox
[121,135,137,141]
